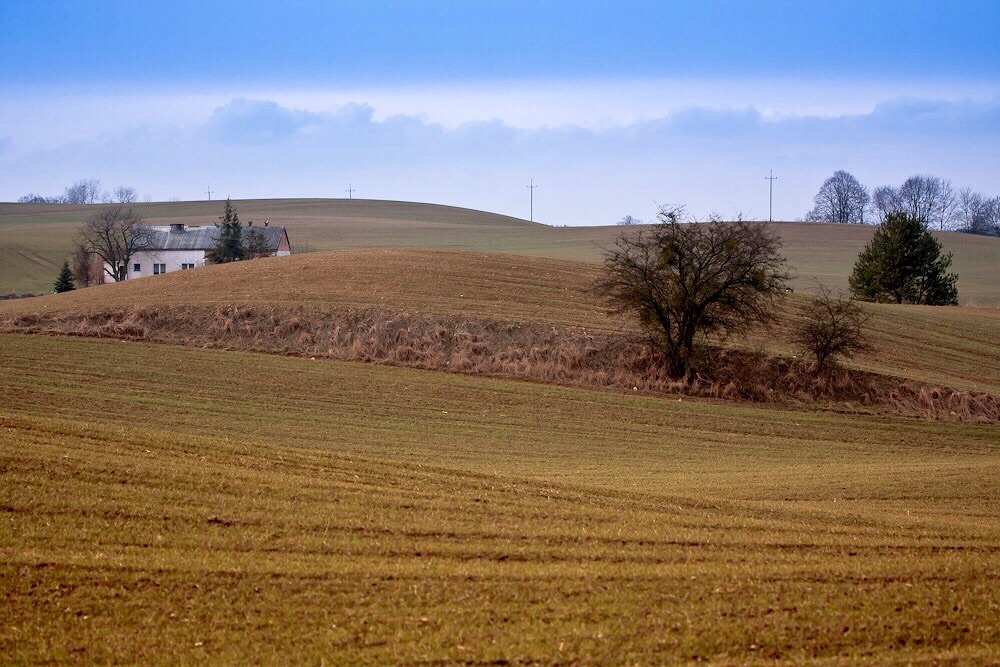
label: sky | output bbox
[1,0,998,226]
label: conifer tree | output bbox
[53,261,76,293]
[849,212,958,305]
[246,228,270,258]
[207,198,245,263]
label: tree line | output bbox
[805,171,999,236]
[18,179,145,205]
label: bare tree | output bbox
[617,214,643,226]
[873,175,957,229]
[955,188,999,236]
[793,285,872,373]
[17,193,61,204]
[806,170,871,224]
[113,186,138,203]
[597,207,789,377]
[63,178,107,205]
[77,205,152,282]
[70,243,101,287]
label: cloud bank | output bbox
[2,94,998,225]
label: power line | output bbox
[765,170,778,222]
[346,183,356,199]
[206,186,214,201]
[526,178,538,222]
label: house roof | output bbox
[142,225,286,251]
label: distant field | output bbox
[2,198,998,304]
[2,334,999,664]
[4,248,998,394]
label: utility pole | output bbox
[765,170,777,222]
[206,186,213,201]
[526,178,538,222]
[346,183,355,199]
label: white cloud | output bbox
[203,98,322,144]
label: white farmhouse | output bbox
[104,222,291,282]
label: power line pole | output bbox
[526,178,537,222]
[765,170,777,222]
[346,183,355,199]
[206,186,213,201]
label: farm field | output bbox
[2,333,999,665]
[2,198,999,305]
[2,197,999,664]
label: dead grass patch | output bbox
[4,304,996,422]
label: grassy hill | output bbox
[4,248,998,394]
[3,198,999,305]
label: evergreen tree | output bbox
[53,261,76,293]
[849,212,958,305]
[207,198,245,263]
[246,228,270,258]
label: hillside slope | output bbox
[3,198,998,304]
[4,248,998,394]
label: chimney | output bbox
[169,223,185,234]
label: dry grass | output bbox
[2,247,998,395]
[4,304,997,422]
[2,333,1000,664]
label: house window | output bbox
[153,263,166,275]
[133,263,141,272]
[181,263,195,270]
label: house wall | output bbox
[103,249,208,283]
[277,232,291,256]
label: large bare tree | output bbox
[78,205,152,282]
[113,185,138,203]
[598,208,789,377]
[806,170,870,224]
[873,175,957,230]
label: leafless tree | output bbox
[617,214,643,225]
[77,205,152,282]
[805,170,870,224]
[70,243,102,287]
[955,188,999,236]
[793,285,872,373]
[17,193,61,204]
[873,175,957,229]
[597,207,789,377]
[113,186,138,203]
[63,178,108,205]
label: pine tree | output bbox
[53,261,76,293]
[849,212,958,305]
[246,228,270,258]
[207,198,245,263]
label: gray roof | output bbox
[142,225,286,251]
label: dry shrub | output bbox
[2,304,996,423]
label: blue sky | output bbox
[1,0,998,224]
